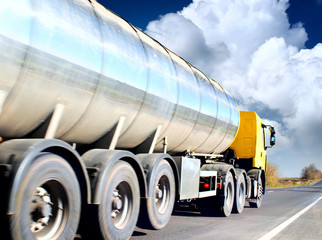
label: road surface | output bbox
[131,180,322,240]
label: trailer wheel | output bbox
[249,176,263,208]
[233,173,246,213]
[219,171,235,217]
[10,153,81,240]
[139,160,175,229]
[99,161,139,240]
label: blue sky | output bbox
[102,0,321,48]
[99,0,322,177]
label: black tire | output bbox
[219,171,235,217]
[139,160,175,229]
[98,161,140,240]
[233,173,246,214]
[10,153,81,240]
[249,176,263,208]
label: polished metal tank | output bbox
[0,0,239,154]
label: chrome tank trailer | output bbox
[0,0,239,154]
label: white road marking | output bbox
[258,195,322,240]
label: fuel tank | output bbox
[0,0,239,153]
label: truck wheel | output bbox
[10,153,81,240]
[249,176,263,208]
[99,161,139,240]
[139,160,175,229]
[219,171,234,217]
[233,173,246,214]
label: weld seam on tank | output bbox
[0,0,34,122]
[60,0,105,140]
[112,25,151,147]
[211,84,235,153]
[153,46,181,147]
[170,61,202,152]
[194,73,219,152]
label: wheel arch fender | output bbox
[0,139,91,215]
[136,153,179,199]
[214,164,235,177]
[234,169,247,178]
[209,164,235,196]
[82,149,146,204]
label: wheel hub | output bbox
[155,175,170,214]
[156,186,163,199]
[30,187,53,233]
[110,182,132,229]
[113,190,123,208]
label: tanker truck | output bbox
[0,0,276,239]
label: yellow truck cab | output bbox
[228,111,275,208]
[230,111,275,171]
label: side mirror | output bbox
[263,124,276,149]
[269,126,276,146]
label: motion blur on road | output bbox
[130,181,322,240]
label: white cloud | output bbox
[145,0,322,177]
[251,41,322,148]
[146,13,230,75]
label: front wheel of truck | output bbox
[249,176,264,208]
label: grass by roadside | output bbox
[267,178,320,188]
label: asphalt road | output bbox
[131,180,322,240]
